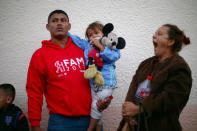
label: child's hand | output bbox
[90,37,104,52]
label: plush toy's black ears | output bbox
[117,37,126,49]
[102,23,114,36]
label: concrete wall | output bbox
[0,0,197,130]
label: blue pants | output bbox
[48,114,90,131]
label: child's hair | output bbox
[0,83,15,103]
[85,21,104,39]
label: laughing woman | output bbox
[118,24,192,131]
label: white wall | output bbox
[0,0,197,130]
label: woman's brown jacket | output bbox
[118,54,192,131]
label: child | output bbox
[0,83,29,131]
[68,21,121,131]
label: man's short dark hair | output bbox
[0,83,15,103]
[48,10,69,23]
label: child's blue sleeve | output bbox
[100,47,120,63]
[68,32,90,50]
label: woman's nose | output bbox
[153,34,156,39]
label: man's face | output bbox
[0,89,9,109]
[46,13,71,39]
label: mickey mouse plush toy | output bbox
[84,23,126,86]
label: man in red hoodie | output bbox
[26,10,110,131]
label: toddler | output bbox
[69,21,121,131]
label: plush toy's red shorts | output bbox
[88,48,103,67]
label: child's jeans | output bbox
[48,114,90,131]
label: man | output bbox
[26,10,110,131]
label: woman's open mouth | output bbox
[153,41,158,48]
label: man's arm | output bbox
[96,96,113,112]
[26,50,45,128]
[68,32,90,50]
[31,126,41,131]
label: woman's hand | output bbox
[122,101,139,117]
[96,96,112,112]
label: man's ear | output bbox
[6,96,13,104]
[168,39,175,47]
[46,24,50,31]
[68,23,71,31]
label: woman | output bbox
[118,24,192,131]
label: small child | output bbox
[69,21,121,131]
[0,83,29,131]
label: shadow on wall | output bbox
[37,105,197,131]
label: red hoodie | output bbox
[26,37,91,127]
